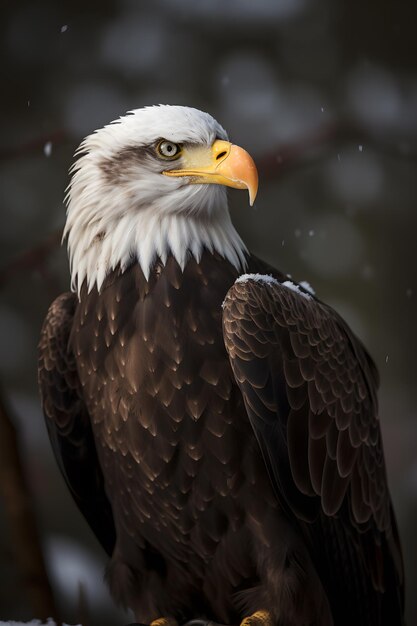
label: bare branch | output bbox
[0,390,59,620]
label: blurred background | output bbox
[1,0,416,624]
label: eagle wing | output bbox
[222,274,404,624]
[38,292,116,556]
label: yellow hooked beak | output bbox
[162,140,258,206]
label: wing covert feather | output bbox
[38,292,116,556]
[222,275,403,617]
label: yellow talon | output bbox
[240,610,273,626]
[150,619,178,626]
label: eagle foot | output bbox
[127,614,272,626]
[151,619,179,626]
[240,610,272,626]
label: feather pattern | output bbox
[38,293,116,556]
[39,253,339,625]
[222,275,404,625]
[39,103,404,626]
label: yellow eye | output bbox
[157,140,181,159]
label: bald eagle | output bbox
[38,105,404,626]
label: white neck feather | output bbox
[65,201,248,294]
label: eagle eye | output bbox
[157,140,181,160]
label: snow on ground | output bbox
[0,621,80,626]
[44,535,111,609]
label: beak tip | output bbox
[248,185,258,207]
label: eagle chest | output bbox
[73,261,253,536]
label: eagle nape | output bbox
[39,105,404,626]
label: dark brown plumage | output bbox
[39,250,404,626]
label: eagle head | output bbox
[64,105,258,293]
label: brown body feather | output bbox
[38,251,404,626]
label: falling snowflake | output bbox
[43,142,52,157]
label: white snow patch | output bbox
[225,274,313,307]
[224,274,278,308]
[43,141,52,157]
[235,274,313,298]
[45,536,111,608]
[235,273,279,285]
[299,280,315,296]
[282,280,312,300]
